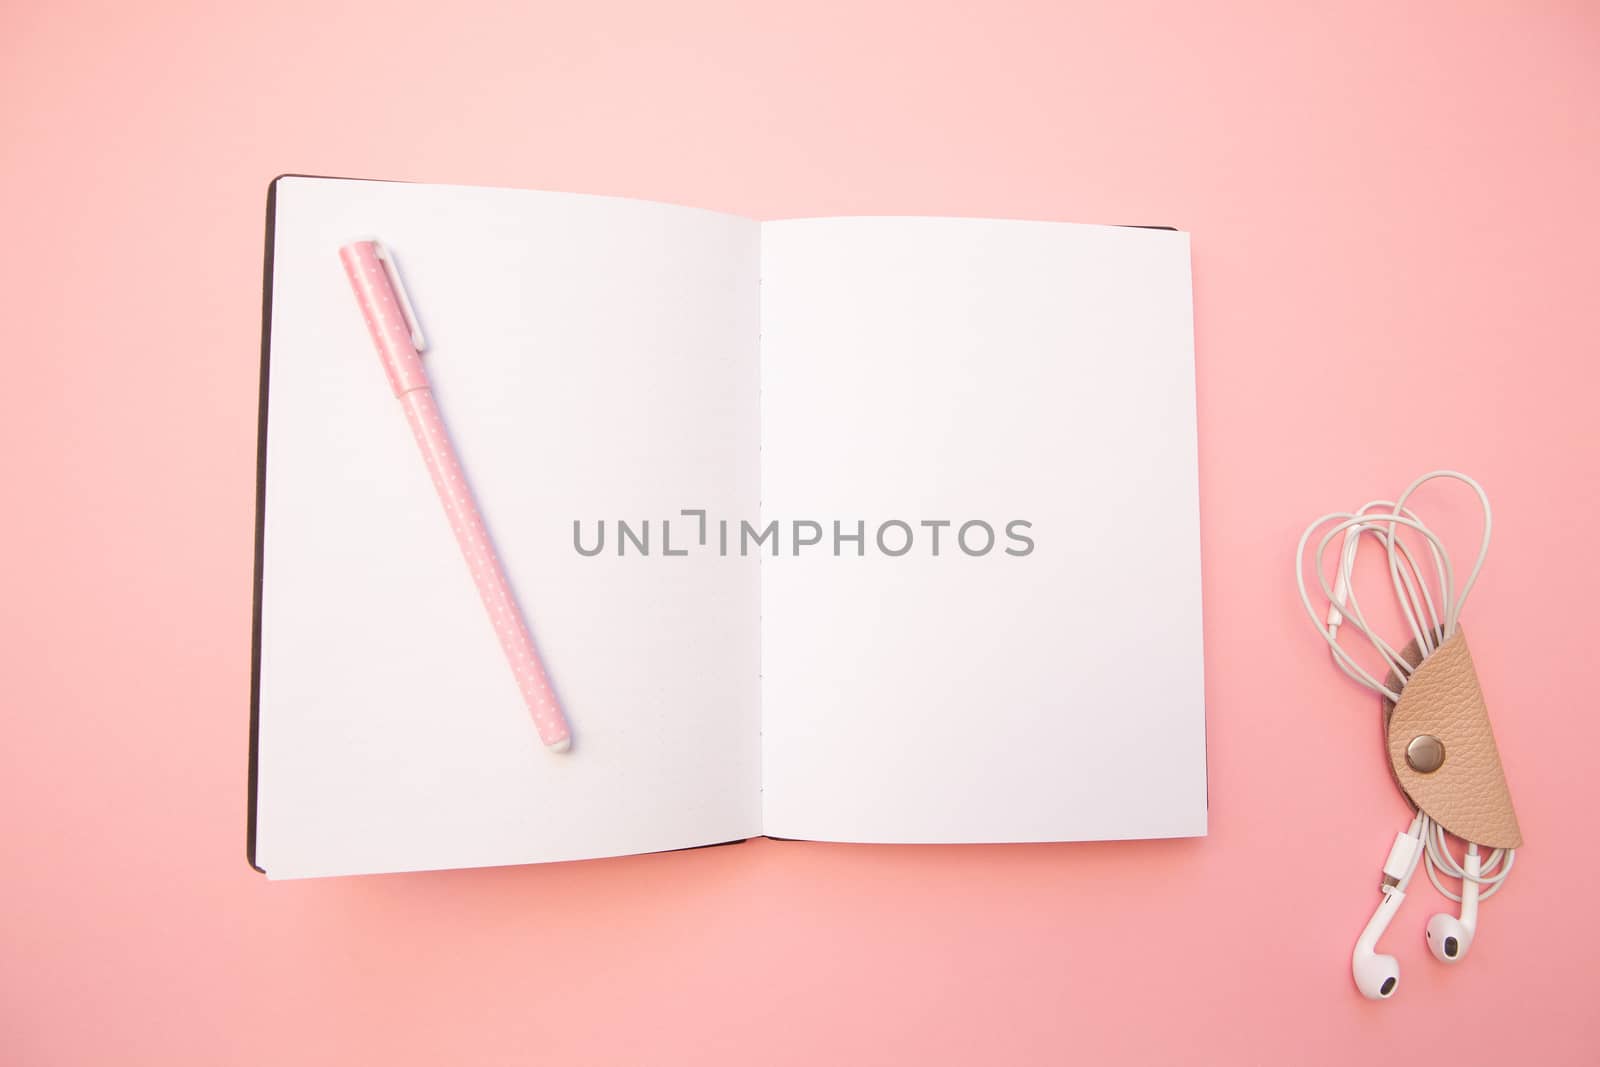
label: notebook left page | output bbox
[254,178,762,878]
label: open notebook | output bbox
[250,176,1206,879]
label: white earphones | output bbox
[1351,813,1424,999]
[1426,847,1479,963]
[1353,891,1405,999]
[1298,471,1516,999]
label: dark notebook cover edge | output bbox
[246,175,281,873]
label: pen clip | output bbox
[373,241,427,352]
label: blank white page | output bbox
[759,217,1206,843]
[256,178,762,878]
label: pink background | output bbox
[3,1,1597,1063]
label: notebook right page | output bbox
[759,217,1206,844]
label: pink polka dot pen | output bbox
[338,239,573,753]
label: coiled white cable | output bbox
[1296,470,1514,902]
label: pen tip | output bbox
[546,737,572,755]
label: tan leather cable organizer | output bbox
[1380,630,1522,849]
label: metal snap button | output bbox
[1405,734,1445,773]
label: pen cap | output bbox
[339,240,429,396]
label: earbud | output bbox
[1353,888,1406,999]
[1425,848,1480,963]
